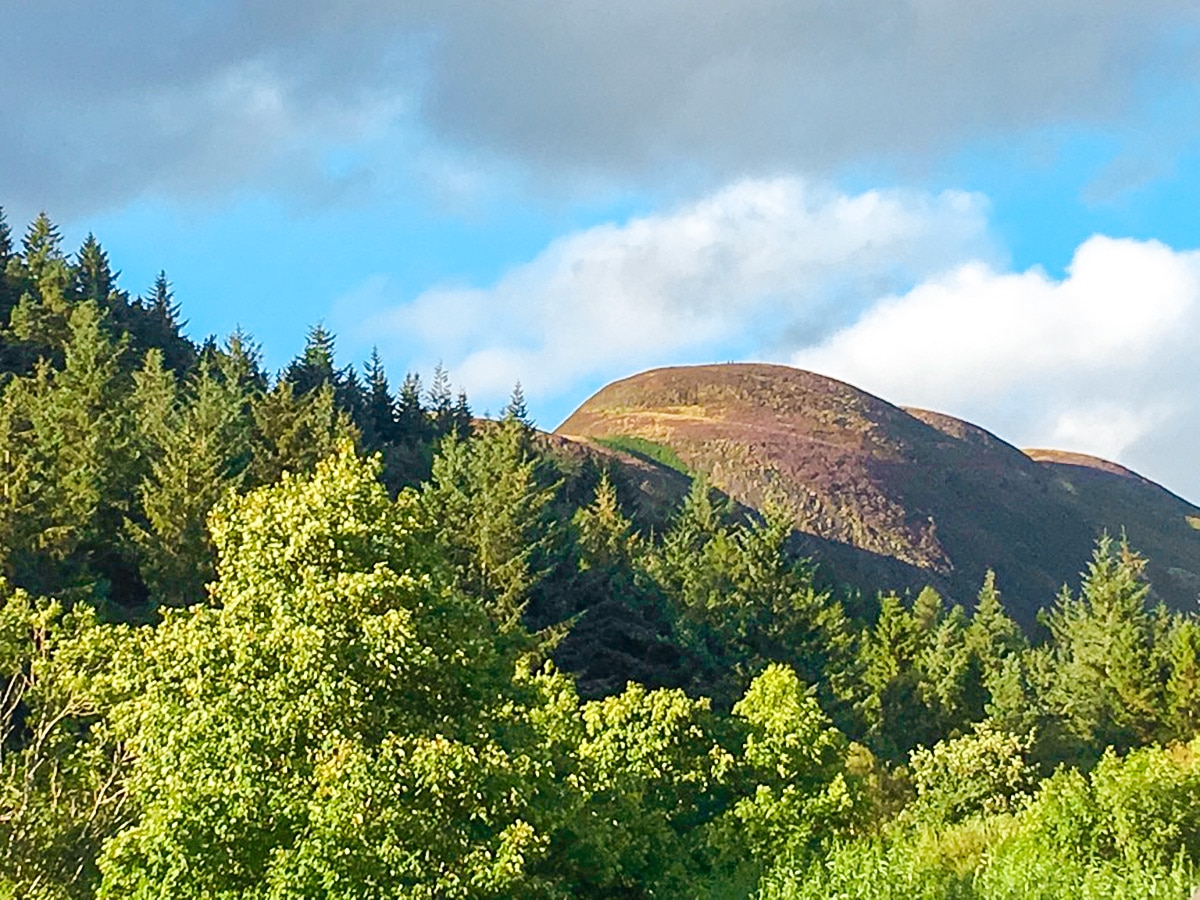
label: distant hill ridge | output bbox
[556,363,1200,626]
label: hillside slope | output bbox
[557,363,1200,625]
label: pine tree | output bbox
[967,570,1026,677]
[1163,616,1200,740]
[424,419,559,632]
[334,363,368,434]
[126,353,255,607]
[142,271,185,333]
[21,212,64,284]
[0,302,139,601]
[285,324,338,396]
[853,590,948,761]
[1043,534,1164,753]
[219,328,267,393]
[395,371,427,445]
[427,362,455,437]
[132,271,195,372]
[73,234,117,305]
[249,381,356,486]
[0,206,12,263]
[362,348,397,447]
[0,206,17,327]
[451,389,472,440]
[503,380,532,427]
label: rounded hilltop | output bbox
[557,363,1200,625]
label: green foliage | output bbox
[0,302,139,600]
[551,682,735,896]
[650,482,852,708]
[21,212,66,286]
[425,419,560,631]
[72,235,115,306]
[8,209,1200,899]
[503,380,532,427]
[97,446,549,898]
[124,352,253,606]
[909,722,1037,824]
[248,380,354,485]
[1041,534,1165,755]
[718,664,857,865]
[595,433,690,475]
[764,738,1200,900]
[0,588,132,898]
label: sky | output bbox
[6,2,1200,499]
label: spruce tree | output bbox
[424,419,558,632]
[284,324,338,396]
[451,388,473,440]
[1164,616,1200,740]
[128,271,195,374]
[503,380,532,427]
[73,233,117,305]
[967,570,1026,677]
[21,212,64,284]
[395,371,427,444]
[0,206,16,329]
[249,381,355,485]
[0,206,12,263]
[126,353,254,607]
[0,302,138,601]
[362,347,397,447]
[1043,534,1164,753]
[334,363,368,433]
[428,361,454,435]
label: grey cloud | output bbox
[420,0,1196,176]
[0,1,426,216]
[2,1,1197,216]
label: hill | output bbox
[556,363,1200,626]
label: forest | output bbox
[4,207,1200,899]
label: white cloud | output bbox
[349,177,991,406]
[792,236,1200,499]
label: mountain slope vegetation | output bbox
[558,363,1200,627]
[5,208,1200,898]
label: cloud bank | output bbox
[350,176,991,403]
[794,236,1200,500]
[350,177,1200,501]
[3,2,1198,213]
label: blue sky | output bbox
[6,2,1200,499]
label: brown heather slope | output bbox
[556,363,1200,627]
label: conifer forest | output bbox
[7,207,1200,899]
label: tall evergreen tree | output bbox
[362,347,397,447]
[142,271,186,340]
[126,353,254,607]
[284,324,338,396]
[395,371,427,444]
[249,381,355,486]
[0,206,12,263]
[424,419,559,632]
[428,361,454,435]
[73,234,117,305]
[503,380,532,427]
[0,302,139,601]
[21,212,65,284]
[0,206,16,328]
[124,271,195,374]
[451,388,472,440]
[1042,535,1164,754]
[853,590,948,760]
[1163,616,1200,740]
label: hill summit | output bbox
[557,363,1200,625]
